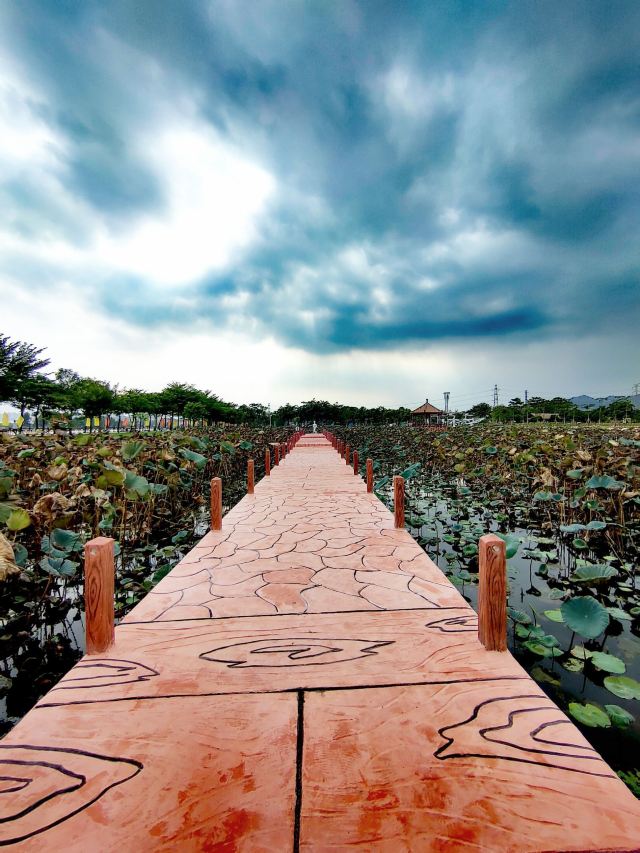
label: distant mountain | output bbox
[569,394,640,410]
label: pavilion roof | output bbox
[412,401,444,415]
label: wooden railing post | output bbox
[265,447,271,476]
[353,450,359,475]
[84,536,115,655]
[393,475,405,529]
[345,445,350,465]
[210,477,222,531]
[275,445,280,465]
[366,458,373,493]
[478,534,507,651]
[247,459,254,495]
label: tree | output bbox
[10,374,58,426]
[0,334,50,400]
[605,399,636,421]
[184,401,209,423]
[467,402,491,418]
[73,379,114,427]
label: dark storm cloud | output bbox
[1,0,638,351]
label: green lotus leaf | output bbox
[497,532,520,558]
[589,651,625,674]
[39,556,78,578]
[121,440,146,462]
[6,508,31,531]
[585,475,625,490]
[178,448,207,469]
[400,462,422,480]
[560,596,609,639]
[570,564,618,583]
[12,542,28,567]
[570,646,593,660]
[562,657,584,672]
[604,704,634,728]
[543,609,564,623]
[507,607,531,625]
[568,702,610,728]
[74,433,93,446]
[524,640,562,657]
[607,607,632,622]
[50,528,83,552]
[604,676,640,700]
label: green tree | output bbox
[605,399,636,420]
[73,379,114,428]
[1,334,50,400]
[467,402,491,418]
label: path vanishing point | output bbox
[2,433,640,850]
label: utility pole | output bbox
[524,389,529,423]
[443,392,450,413]
[492,385,499,407]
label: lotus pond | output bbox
[336,422,640,797]
[0,426,290,733]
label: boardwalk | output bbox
[2,434,640,850]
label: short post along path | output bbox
[2,434,639,850]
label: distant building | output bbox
[531,412,561,421]
[411,399,445,427]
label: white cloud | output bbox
[94,125,275,286]
[0,60,64,172]
[0,43,276,291]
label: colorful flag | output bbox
[93,417,100,427]
[85,417,91,428]
[16,415,24,428]
[1,412,9,426]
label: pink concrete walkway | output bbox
[2,434,639,850]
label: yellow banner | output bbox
[1,413,9,426]
[16,415,24,428]
[93,417,100,427]
[85,418,91,428]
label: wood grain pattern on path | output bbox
[2,434,639,851]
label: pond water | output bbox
[379,476,640,795]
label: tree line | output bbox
[1,332,636,430]
[467,397,638,423]
[0,333,411,429]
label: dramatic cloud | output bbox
[0,0,638,404]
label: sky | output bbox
[1,0,638,411]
